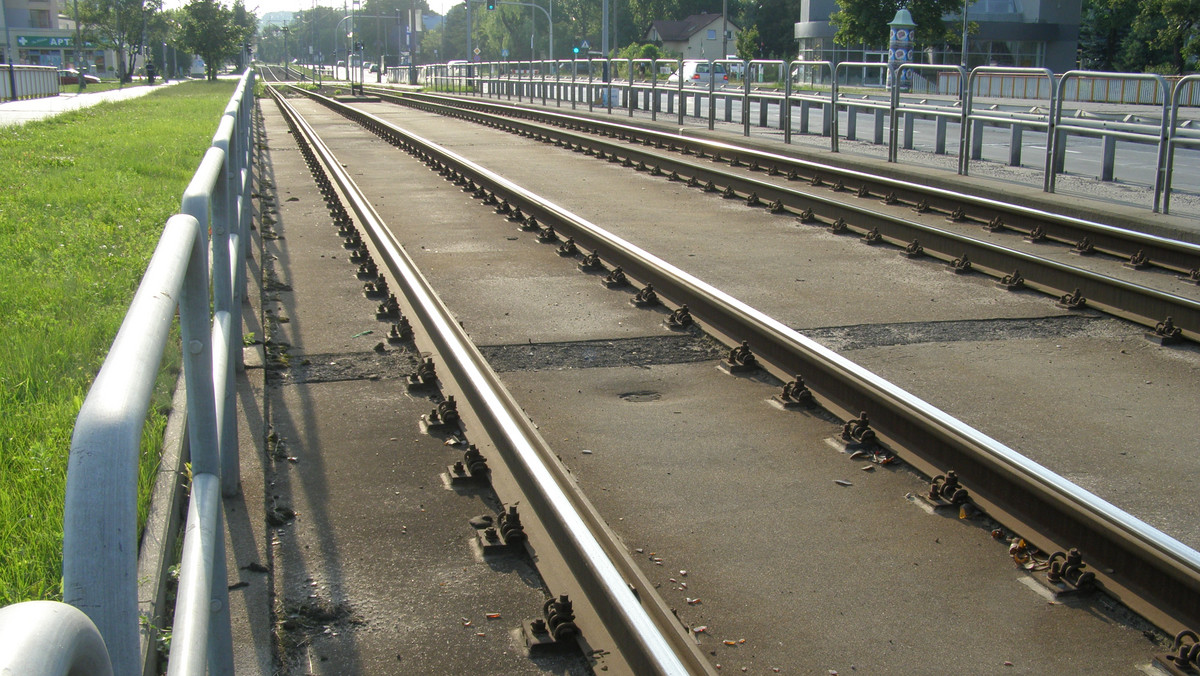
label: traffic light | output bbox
[572,46,579,55]
[486,0,496,9]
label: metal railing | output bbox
[889,63,965,163]
[424,59,1199,213]
[1164,74,1200,215]
[1,64,59,101]
[0,69,255,676]
[1050,70,1170,211]
[961,67,1055,187]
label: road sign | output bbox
[580,40,590,49]
[473,47,481,55]
[501,48,509,57]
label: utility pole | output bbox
[721,0,728,58]
[961,0,970,68]
[73,0,86,90]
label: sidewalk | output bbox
[0,80,182,128]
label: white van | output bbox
[666,60,728,86]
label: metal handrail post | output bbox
[1051,70,1167,209]
[1164,74,1200,214]
[618,58,633,117]
[784,66,793,143]
[892,64,965,163]
[961,67,1053,182]
[745,60,785,137]
[62,214,203,676]
[165,473,221,675]
[0,601,114,675]
[676,59,684,126]
[833,62,890,153]
[784,60,833,146]
[707,58,716,130]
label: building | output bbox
[793,0,1081,76]
[646,13,741,60]
[1,0,107,71]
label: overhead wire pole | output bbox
[721,0,727,58]
[601,0,608,80]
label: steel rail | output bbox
[289,85,1200,636]
[355,88,1200,341]
[266,85,709,676]
[384,89,1200,277]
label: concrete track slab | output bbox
[356,103,1067,329]
[272,97,1165,671]
[324,102,1200,555]
[235,100,592,674]
[494,361,1157,674]
[285,99,671,347]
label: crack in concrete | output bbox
[802,314,1126,351]
[268,347,420,384]
[479,332,727,372]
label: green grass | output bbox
[0,79,237,605]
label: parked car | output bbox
[58,69,101,85]
[666,60,728,86]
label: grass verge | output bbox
[0,79,237,605]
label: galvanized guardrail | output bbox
[0,69,255,676]
[411,60,1198,213]
[1,63,59,101]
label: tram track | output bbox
[260,78,1200,670]
[266,83,709,675]
[367,87,1200,345]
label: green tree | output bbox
[1130,0,1200,73]
[1078,0,1139,70]
[735,24,758,59]
[179,0,253,79]
[743,0,803,59]
[79,0,163,82]
[830,0,962,50]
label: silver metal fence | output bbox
[0,69,255,676]
[0,64,59,101]
[1050,70,1170,211]
[961,67,1054,187]
[890,63,965,163]
[1164,74,1200,215]
[449,59,1197,213]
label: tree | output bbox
[1130,0,1200,73]
[179,0,253,80]
[1078,0,1138,70]
[742,0,803,59]
[830,0,962,50]
[79,0,163,83]
[735,24,758,59]
[1079,0,1199,72]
